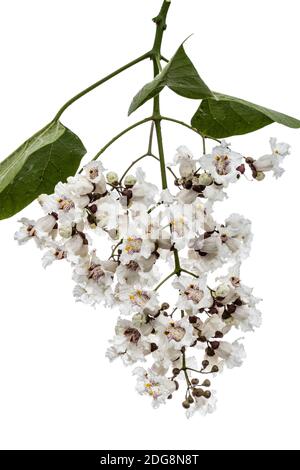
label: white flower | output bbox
[159,189,174,205]
[117,285,159,315]
[176,189,198,205]
[106,319,152,365]
[119,235,155,264]
[15,216,57,246]
[72,255,114,289]
[38,182,85,225]
[172,146,195,165]
[66,175,94,197]
[203,184,227,209]
[15,218,38,245]
[73,280,113,307]
[133,367,176,408]
[186,390,217,418]
[233,306,262,332]
[129,168,158,207]
[188,233,224,273]
[84,161,106,185]
[35,214,57,238]
[219,213,252,259]
[254,138,290,178]
[65,234,88,258]
[170,146,198,178]
[172,275,213,314]
[200,140,243,186]
[42,244,65,268]
[217,340,246,369]
[202,316,226,339]
[154,315,196,350]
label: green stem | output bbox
[173,249,181,275]
[152,1,172,56]
[91,117,153,161]
[151,2,171,190]
[54,52,150,120]
[150,155,178,180]
[202,136,207,154]
[180,311,191,388]
[155,119,168,189]
[162,116,222,144]
[154,271,175,291]
[119,153,149,184]
[109,240,123,259]
[148,122,155,155]
[181,268,199,278]
[151,1,183,282]
[161,116,203,136]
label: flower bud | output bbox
[192,388,204,398]
[187,395,194,404]
[198,173,213,186]
[191,378,199,385]
[206,347,215,357]
[132,312,147,327]
[198,336,207,343]
[255,171,266,181]
[202,379,211,387]
[161,303,170,310]
[106,172,119,185]
[89,204,98,214]
[182,400,190,409]
[204,390,211,399]
[59,225,73,239]
[124,175,137,187]
[183,180,193,190]
[215,284,230,299]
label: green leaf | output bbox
[128,44,213,115]
[191,93,300,138]
[0,120,86,219]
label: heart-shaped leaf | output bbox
[0,120,86,219]
[128,44,213,115]
[191,93,300,138]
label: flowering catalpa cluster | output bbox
[15,137,289,416]
[1,0,299,417]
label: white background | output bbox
[0,0,299,451]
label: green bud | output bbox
[106,171,119,185]
[124,174,137,187]
[255,171,266,181]
[198,173,213,186]
[215,283,230,298]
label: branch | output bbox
[54,52,150,120]
[91,117,153,162]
